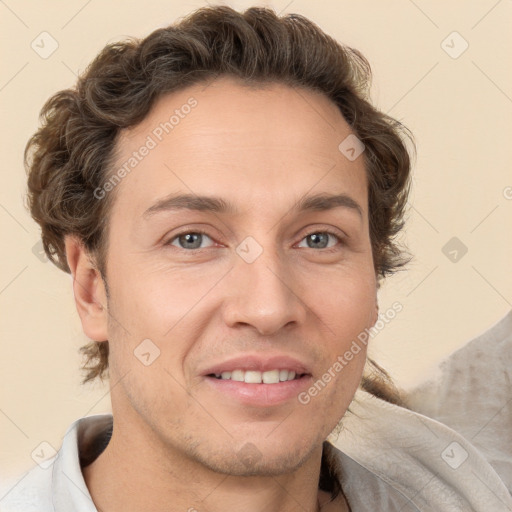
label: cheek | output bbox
[308,270,375,380]
[308,269,376,332]
[107,255,203,329]
[105,260,222,381]
[311,319,369,418]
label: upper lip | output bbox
[201,353,312,376]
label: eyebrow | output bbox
[143,192,363,220]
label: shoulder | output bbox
[1,413,111,512]
[407,310,512,492]
[330,386,512,511]
[0,463,55,512]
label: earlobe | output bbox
[64,235,109,342]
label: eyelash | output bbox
[164,228,345,253]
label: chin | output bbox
[190,435,319,477]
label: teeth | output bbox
[212,369,300,383]
[262,369,280,384]
[231,370,244,382]
[245,371,262,384]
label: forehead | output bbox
[110,76,368,219]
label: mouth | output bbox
[203,370,312,407]
[207,369,308,383]
[200,353,314,406]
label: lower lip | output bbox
[203,375,312,407]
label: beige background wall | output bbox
[1,0,511,480]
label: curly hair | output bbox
[25,4,413,502]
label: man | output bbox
[2,5,511,511]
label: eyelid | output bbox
[295,224,347,243]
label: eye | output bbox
[164,229,344,252]
[166,231,215,250]
[296,231,343,251]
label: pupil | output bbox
[309,233,327,249]
[180,233,201,249]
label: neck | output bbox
[81,415,344,512]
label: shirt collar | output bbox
[51,413,111,512]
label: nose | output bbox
[221,244,308,336]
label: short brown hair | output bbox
[25,5,412,499]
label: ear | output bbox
[64,235,109,342]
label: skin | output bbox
[65,76,378,512]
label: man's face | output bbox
[98,77,377,475]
